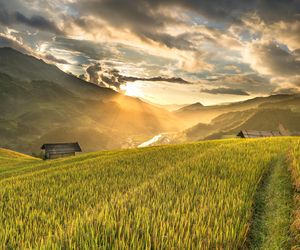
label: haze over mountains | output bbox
[0,47,180,153]
[181,94,300,141]
[141,94,300,147]
[0,47,299,153]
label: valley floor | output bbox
[0,137,300,249]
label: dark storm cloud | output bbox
[0,6,11,25]
[74,0,239,28]
[53,37,117,61]
[74,0,300,29]
[72,0,197,50]
[75,0,168,30]
[121,75,191,84]
[70,0,299,54]
[14,12,64,35]
[252,0,300,23]
[52,36,177,71]
[84,64,191,90]
[100,69,125,89]
[44,53,70,64]
[250,41,300,76]
[103,68,192,88]
[141,31,195,50]
[172,0,299,23]
[201,87,250,96]
[0,4,63,35]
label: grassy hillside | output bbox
[1,138,299,248]
[0,49,181,153]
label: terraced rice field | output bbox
[0,137,299,249]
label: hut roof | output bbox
[237,130,282,138]
[41,142,82,152]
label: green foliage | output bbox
[0,138,299,249]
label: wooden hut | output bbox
[41,142,82,160]
[237,130,283,138]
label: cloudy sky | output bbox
[0,0,299,105]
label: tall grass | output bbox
[0,138,298,249]
[288,139,300,248]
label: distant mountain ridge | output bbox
[183,95,300,141]
[175,94,299,125]
[177,102,204,112]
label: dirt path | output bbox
[247,156,293,249]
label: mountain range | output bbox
[182,94,300,141]
[0,47,180,153]
[0,47,299,153]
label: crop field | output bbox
[290,141,300,248]
[0,138,300,249]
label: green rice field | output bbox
[1,137,299,249]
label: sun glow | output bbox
[120,83,143,97]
